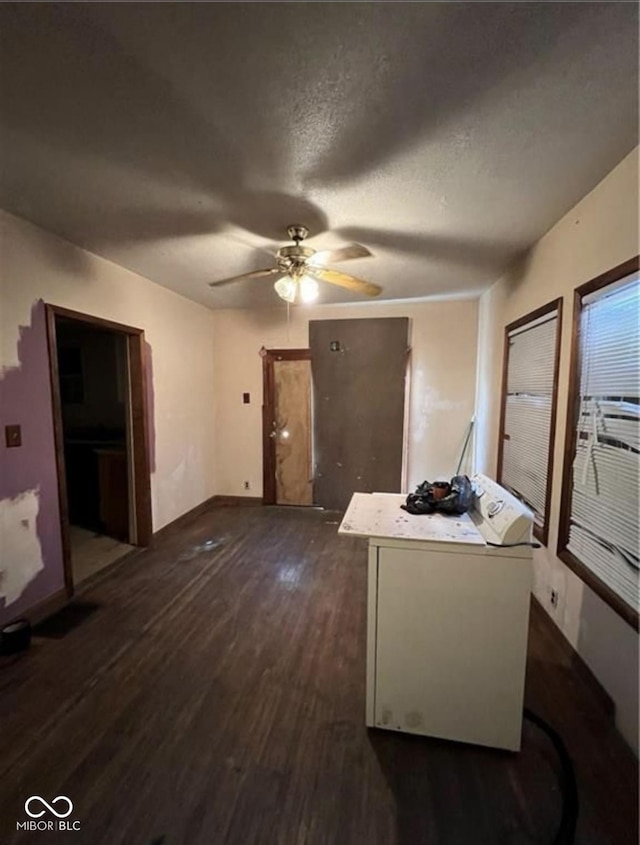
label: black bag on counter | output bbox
[401,475,472,516]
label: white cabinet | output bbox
[366,540,532,752]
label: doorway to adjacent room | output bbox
[46,306,152,593]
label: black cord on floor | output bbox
[523,708,579,845]
[485,541,542,548]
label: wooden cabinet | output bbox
[96,448,129,542]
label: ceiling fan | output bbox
[209,224,382,303]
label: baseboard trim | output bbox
[211,495,263,507]
[531,596,615,719]
[152,494,263,543]
[152,495,219,543]
[22,588,69,627]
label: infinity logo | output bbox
[25,796,74,819]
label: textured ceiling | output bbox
[0,3,637,308]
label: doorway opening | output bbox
[262,348,313,506]
[46,306,152,593]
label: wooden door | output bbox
[310,318,408,511]
[262,349,313,505]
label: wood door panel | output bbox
[310,318,408,511]
[274,359,313,505]
[262,349,312,506]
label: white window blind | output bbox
[567,272,639,614]
[502,309,559,534]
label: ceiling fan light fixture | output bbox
[274,274,319,305]
[274,277,298,303]
[299,274,319,303]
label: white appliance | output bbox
[338,474,534,752]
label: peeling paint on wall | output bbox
[0,300,65,622]
[0,490,44,605]
[412,377,467,445]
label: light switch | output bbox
[5,425,21,448]
[243,392,250,404]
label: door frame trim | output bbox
[261,348,311,505]
[45,305,153,598]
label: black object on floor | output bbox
[0,618,32,654]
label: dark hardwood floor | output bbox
[0,503,637,845]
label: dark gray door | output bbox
[310,317,409,510]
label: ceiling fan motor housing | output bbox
[277,243,315,275]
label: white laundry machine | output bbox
[338,474,535,752]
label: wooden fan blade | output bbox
[307,267,382,297]
[309,243,372,265]
[209,267,281,287]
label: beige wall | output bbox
[1,210,216,620]
[1,210,218,527]
[212,298,478,498]
[475,148,639,751]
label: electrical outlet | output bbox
[5,424,21,448]
[244,481,250,490]
[550,589,559,608]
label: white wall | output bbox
[0,210,217,621]
[475,148,639,751]
[212,298,479,498]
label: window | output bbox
[498,298,562,545]
[558,257,639,629]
